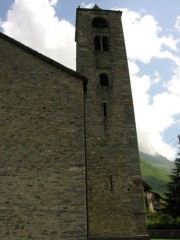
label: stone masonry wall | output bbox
[0,36,87,240]
[76,8,149,239]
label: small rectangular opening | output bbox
[109,175,113,192]
[103,103,107,116]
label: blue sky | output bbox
[0,0,180,160]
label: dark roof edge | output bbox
[0,32,87,84]
[76,6,122,15]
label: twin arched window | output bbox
[94,36,109,52]
[92,17,109,52]
[92,18,109,87]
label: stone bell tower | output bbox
[76,5,149,240]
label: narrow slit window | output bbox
[100,73,109,86]
[103,103,107,116]
[110,175,113,192]
[102,36,109,52]
[94,36,101,51]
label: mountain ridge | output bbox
[139,151,174,195]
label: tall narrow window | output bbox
[94,36,101,51]
[103,103,107,116]
[100,73,109,86]
[102,36,109,52]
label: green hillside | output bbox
[139,152,173,174]
[140,158,170,195]
[139,152,174,195]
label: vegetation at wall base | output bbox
[147,213,180,230]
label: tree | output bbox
[164,135,180,218]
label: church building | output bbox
[0,5,149,240]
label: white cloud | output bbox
[118,8,180,160]
[81,2,94,9]
[153,71,161,84]
[129,56,180,160]
[175,16,180,32]
[49,0,58,6]
[1,0,76,69]
[119,8,177,64]
[161,34,177,51]
[166,64,180,96]
[130,66,178,160]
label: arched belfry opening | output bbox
[92,17,108,28]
